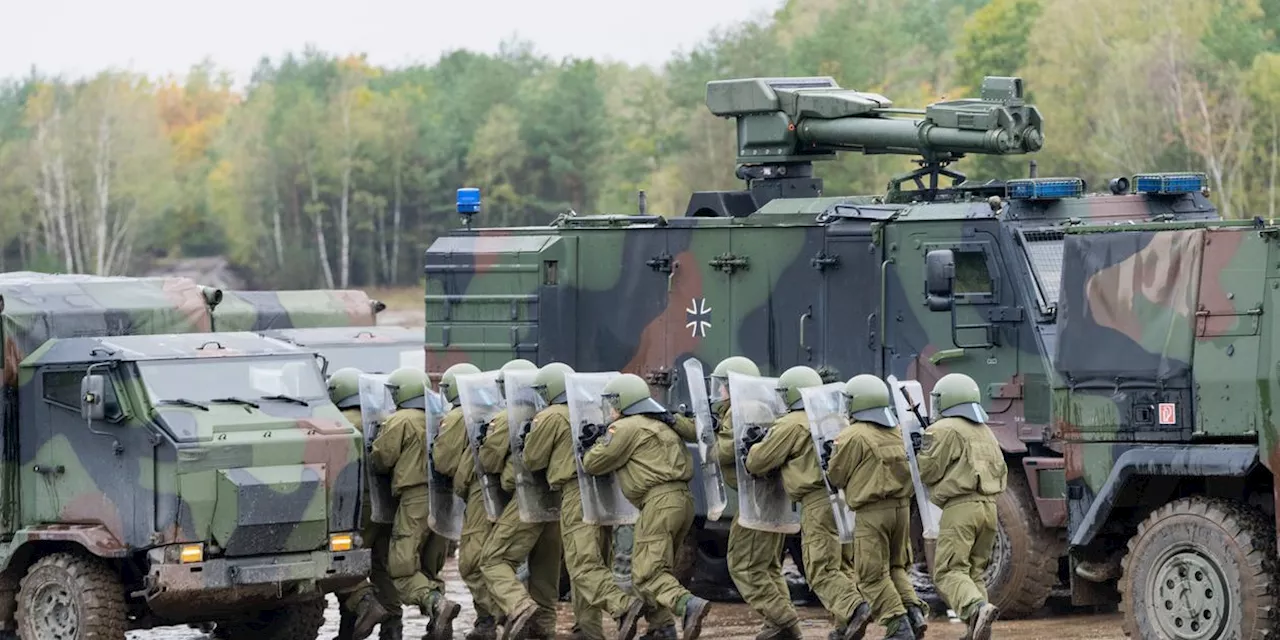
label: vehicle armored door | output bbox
[729,225,825,376]
[820,224,884,381]
[665,220,732,407]
[25,367,157,547]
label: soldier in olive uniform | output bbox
[917,374,1007,640]
[826,375,929,640]
[710,357,801,640]
[370,367,463,640]
[581,374,712,640]
[328,368,394,640]
[742,366,872,640]
[478,359,562,640]
[432,362,501,640]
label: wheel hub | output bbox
[31,582,77,640]
[982,519,1011,584]
[1148,550,1228,639]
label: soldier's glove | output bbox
[819,439,834,471]
[739,424,766,459]
[476,421,489,445]
[656,412,677,426]
[910,432,923,454]
[578,423,605,454]
[677,403,695,419]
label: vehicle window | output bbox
[954,251,993,294]
[1021,230,1065,312]
[42,370,84,409]
[138,356,327,404]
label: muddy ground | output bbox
[127,559,1125,640]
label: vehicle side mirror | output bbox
[81,374,106,422]
[315,353,330,378]
[925,249,955,312]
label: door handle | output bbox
[33,464,65,475]
[800,308,813,360]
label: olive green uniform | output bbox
[370,408,451,611]
[744,411,866,628]
[715,404,796,629]
[583,414,696,621]
[479,409,562,633]
[338,407,400,616]
[827,420,925,625]
[917,416,1008,619]
[432,406,498,621]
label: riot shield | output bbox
[728,371,801,534]
[566,371,639,526]
[800,383,857,543]
[506,369,561,523]
[683,358,727,521]
[425,388,464,540]
[886,376,943,540]
[358,373,397,524]
[456,371,509,522]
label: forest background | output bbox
[0,0,1274,289]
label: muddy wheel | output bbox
[16,552,126,640]
[1119,497,1277,639]
[213,597,326,640]
[982,469,1059,618]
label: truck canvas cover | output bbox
[213,289,383,331]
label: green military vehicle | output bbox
[424,75,1222,615]
[262,325,425,374]
[0,277,368,639]
[212,289,387,331]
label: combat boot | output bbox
[883,616,916,640]
[337,610,356,640]
[465,616,498,640]
[615,599,644,640]
[503,603,539,640]
[755,621,803,640]
[679,596,711,640]
[906,605,928,640]
[640,625,678,640]
[351,593,391,640]
[422,593,462,640]
[379,616,404,640]
[969,603,999,640]
[842,602,872,640]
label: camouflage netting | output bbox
[212,290,384,331]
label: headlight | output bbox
[329,533,354,552]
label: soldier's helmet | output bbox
[327,367,362,410]
[533,362,574,405]
[602,373,666,416]
[776,366,823,410]
[440,363,481,404]
[710,356,759,411]
[932,373,989,424]
[387,367,429,410]
[496,359,537,398]
[843,374,897,428]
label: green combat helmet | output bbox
[533,362,575,405]
[602,373,666,416]
[710,356,760,412]
[440,362,481,404]
[932,373,989,424]
[497,358,538,398]
[387,367,429,410]
[843,374,897,428]
[777,366,823,410]
[327,367,363,410]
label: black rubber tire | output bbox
[1119,497,1277,639]
[983,469,1059,618]
[213,597,326,640]
[16,552,126,640]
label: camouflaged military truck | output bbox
[212,289,386,331]
[262,325,426,374]
[0,278,368,639]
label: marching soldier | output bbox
[328,368,394,640]
[742,366,872,640]
[370,367,463,640]
[826,375,929,640]
[581,373,712,640]
[917,373,1007,640]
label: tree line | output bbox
[0,0,1277,288]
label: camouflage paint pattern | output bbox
[213,289,386,332]
[262,325,426,374]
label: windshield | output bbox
[139,356,328,405]
[1019,229,1065,315]
[318,344,424,374]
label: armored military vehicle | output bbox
[263,325,425,373]
[0,278,368,639]
[212,288,386,331]
[424,75,1219,615]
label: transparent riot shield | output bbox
[456,371,508,522]
[728,371,801,534]
[506,369,561,523]
[425,388,464,540]
[800,383,857,543]
[683,358,727,521]
[887,375,943,545]
[358,373,397,524]
[566,371,639,526]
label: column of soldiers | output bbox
[324,355,1007,640]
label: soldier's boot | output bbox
[422,593,462,640]
[351,593,392,640]
[502,603,538,640]
[883,616,916,640]
[906,606,928,640]
[465,616,499,640]
[969,603,999,640]
[842,602,873,640]
[679,596,711,640]
[754,621,803,640]
[379,616,404,640]
[640,626,678,640]
[337,610,357,640]
[615,599,644,640]
[569,624,601,640]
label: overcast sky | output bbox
[0,0,785,83]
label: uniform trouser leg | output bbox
[389,486,443,610]
[340,521,399,614]
[727,515,797,627]
[481,499,562,626]
[855,502,917,624]
[886,506,925,613]
[799,490,865,626]
[563,484,632,637]
[614,523,677,629]
[631,487,695,617]
[460,484,498,620]
[933,500,998,618]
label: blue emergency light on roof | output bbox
[456,188,481,214]
[1005,178,1084,200]
[1132,172,1206,195]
